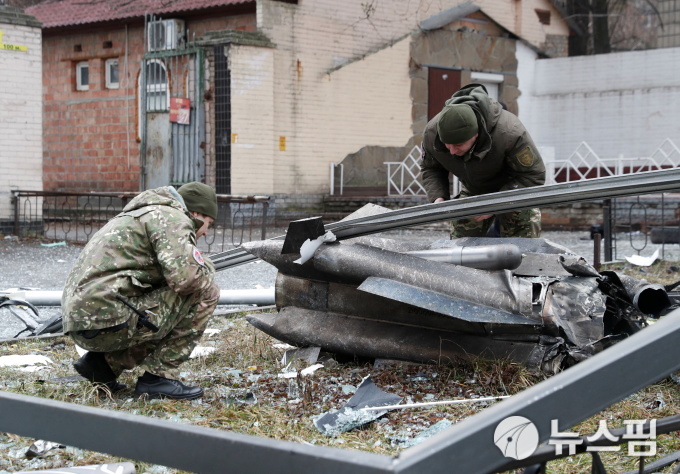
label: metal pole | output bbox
[1,289,275,307]
[12,191,19,236]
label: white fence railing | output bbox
[385,146,426,196]
[546,139,680,184]
[384,139,680,196]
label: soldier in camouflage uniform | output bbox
[420,84,545,238]
[62,182,220,400]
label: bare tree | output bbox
[565,0,661,55]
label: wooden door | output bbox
[428,67,462,120]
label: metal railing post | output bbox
[261,201,268,240]
[603,199,613,262]
[12,191,19,236]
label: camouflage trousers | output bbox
[450,207,542,238]
[70,283,219,379]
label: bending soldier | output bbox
[420,83,545,238]
[62,182,220,400]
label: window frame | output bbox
[76,61,89,91]
[144,59,169,112]
[105,58,120,89]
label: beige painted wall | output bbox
[0,20,42,223]
[237,0,567,195]
[229,44,276,195]
[475,0,569,50]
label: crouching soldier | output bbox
[62,182,220,400]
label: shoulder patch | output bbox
[192,246,205,266]
[514,146,535,167]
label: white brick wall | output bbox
[0,22,42,222]
[521,47,680,162]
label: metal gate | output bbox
[140,14,205,189]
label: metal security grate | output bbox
[214,44,231,194]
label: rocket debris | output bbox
[242,221,676,374]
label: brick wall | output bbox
[41,13,256,193]
[42,27,142,192]
[0,13,42,226]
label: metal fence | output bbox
[10,190,270,254]
[386,140,680,197]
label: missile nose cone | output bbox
[242,239,285,262]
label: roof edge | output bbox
[0,5,42,28]
[196,29,275,48]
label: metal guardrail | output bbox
[1,308,679,473]
[211,168,680,270]
[10,190,270,254]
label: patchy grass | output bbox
[1,261,680,473]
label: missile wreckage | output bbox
[242,214,676,374]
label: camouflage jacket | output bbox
[420,83,546,202]
[61,186,216,333]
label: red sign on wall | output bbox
[170,98,191,124]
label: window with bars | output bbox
[145,59,169,112]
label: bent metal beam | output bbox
[211,168,680,270]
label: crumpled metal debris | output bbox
[25,439,65,459]
[281,347,320,365]
[313,375,402,436]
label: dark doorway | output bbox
[428,67,462,120]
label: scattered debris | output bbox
[0,354,54,369]
[272,343,295,350]
[294,231,337,265]
[20,462,137,473]
[625,248,660,266]
[25,440,65,459]
[189,346,216,359]
[0,294,63,339]
[281,347,320,365]
[278,363,324,379]
[390,419,453,447]
[360,395,510,412]
[313,375,402,436]
[225,390,258,406]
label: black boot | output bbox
[135,372,203,400]
[73,352,127,392]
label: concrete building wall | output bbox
[256,1,413,195]
[523,47,680,163]
[0,9,42,227]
